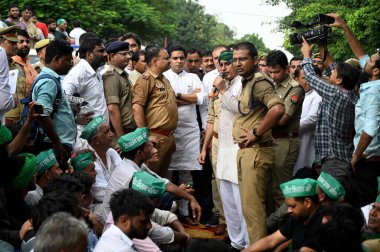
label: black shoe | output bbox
[205,215,219,227]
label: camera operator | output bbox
[300,36,359,184]
[327,13,380,207]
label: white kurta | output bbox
[217,76,242,184]
[164,69,207,171]
[94,224,136,252]
[293,89,322,174]
[199,68,220,128]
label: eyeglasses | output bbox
[232,57,251,63]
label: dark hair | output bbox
[187,48,201,58]
[290,56,303,64]
[69,171,94,195]
[9,3,19,10]
[294,65,321,79]
[79,32,98,45]
[0,155,25,187]
[294,194,320,205]
[73,20,81,28]
[200,49,212,58]
[186,238,230,252]
[120,32,141,47]
[31,191,82,231]
[44,175,84,195]
[336,63,359,90]
[45,40,73,64]
[145,44,164,65]
[122,142,146,161]
[22,5,33,12]
[294,167,319,180]
[78,37,103,59]
[18,29,30,39]
[168,44,187,57]
[267,49,288,69]
[233,42,258,58]
[110,189,155,221]
[131,50,146,62]
[46,18,56,25]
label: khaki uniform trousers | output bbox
[271,137,300,210]
[148,132,175,178]
[210,136,225,224]
[237,146,274,244]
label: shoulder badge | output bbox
[291,95,299,104]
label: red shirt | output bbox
[36,22,48,38]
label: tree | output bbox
[265,0,380,61]
[234,33,270,55]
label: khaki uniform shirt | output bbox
[103,64,136,129]
[232,72,284,144]
[273,75,304,133]
[206,92,222,133]
[132,68,178,131]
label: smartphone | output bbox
[34,104,44,114]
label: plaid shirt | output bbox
[301,58,358,162]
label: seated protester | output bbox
[34,212,88,252]
[102,127,201,224]
[316,171,345,205]
[362,194,380,252]
[43,174,84,203]
[71,150,97,183]
[315,203,364,252]
[80,116,121,204]
[243,178,322,252]
[70,171,103,252]
[22,190,83,252]
[94,189,155,252]
[0,154,36,251]
[24,149,63,206]
[300,39,359,183]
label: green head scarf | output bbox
[80,116,104,141]
[131,171,166,198]
[218,51,233,64]
[280,178,317,198]
[71,152,94,171]
[317,171,345,201]
[0,125,12,146]
[118,127,149,152]
[36,149,58,174]
[11,153,37,189]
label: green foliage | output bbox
[234,33,270,55]
[266,0,380,62]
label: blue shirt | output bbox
[353,55,380,156]
[32,67,76,147]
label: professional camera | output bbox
[289,14,335,46]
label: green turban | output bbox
[0,125,12,146]
[377,177,380,191]
[317,171,345,201]
[36,149,58,174]
[80,116,103,141]
[131,171,166,198]
[218,51,233,64]
[118,127,148,152]
[11,153,37,189]
[280,178,317,198]
[71,152,94,171]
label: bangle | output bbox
[252,128,260,138]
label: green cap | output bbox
[280,178,317,198]
[36,149,58,174]
[57,19,67,25]
[71,152,94,171]
[377,177,380,191]
[80,116,103,141]
[317,171,345,201]
[131,171,166,198]
[0,125,12,146]
[118,127,148,152]
[218,51,233,64]
[11,153,36,189]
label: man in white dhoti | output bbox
[216,50,250,249]
[164,44,207,225]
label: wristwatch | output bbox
[176,93,182,99]
[252,128,260,138]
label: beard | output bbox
[129,223,149,240]
[17,48,30,58]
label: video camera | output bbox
[289,14,335,46]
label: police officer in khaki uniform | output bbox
[232,42,285,244]
[34,39,50,73]
[103,41,136,139]
[266,50,304,210]
[132,44,178,178]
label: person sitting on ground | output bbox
[71,150,97,183]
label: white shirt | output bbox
[102,159,169,221]
[0,47,15,124]
[92,147,122,203]
[24,184,43,206]
[164,69,207,171]
[200,68,220,128]
[293,89,322,174]
[62,59,109,125]
[94,224,136,252]
[69,27,86,45]
[217,76,242,183]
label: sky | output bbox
[198,0,292,50]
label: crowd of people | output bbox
[1,3,380,252]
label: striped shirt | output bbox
[301,58,358,162]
